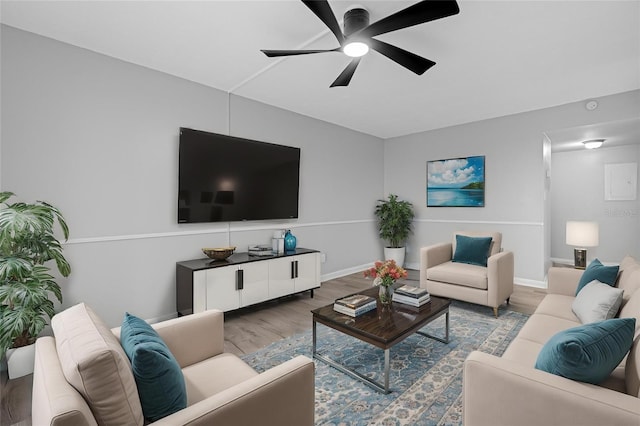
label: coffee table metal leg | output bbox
[314,350,392,394]
[312,319,317,356]
[384,349,390,391]
[312,323,392,394]
[416,309,450,344]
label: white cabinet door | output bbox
[205,266,240,312]
[268,257,296,299]
[294,253,320,292]
[239,261,269,307]
[192,270,207,314]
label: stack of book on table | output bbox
[392,285,431,307]
[333,294,377,317]
[248,244,274,256]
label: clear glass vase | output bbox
[379,284,394,305]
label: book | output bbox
[395,285,430,299]
[248,249,274,257]
[333,300,377,317]
[392,293,430,307]
[248,244,272,251]
[335,294,375,309]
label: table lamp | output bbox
[565,221,599,269]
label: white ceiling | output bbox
[1,0,639,139]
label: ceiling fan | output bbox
[261,0,460,87]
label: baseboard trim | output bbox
[515,277,546,289]
[321,263,371,283]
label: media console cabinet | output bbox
[176,248,321,316]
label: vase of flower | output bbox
[363,259,408,306]
[378,284,394,305]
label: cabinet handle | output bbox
[291,261,295,279]
[236,269,244,290]
[295,260,299,278]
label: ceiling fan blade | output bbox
[359,0,459,38]
[369,39,435,75]
[301,0,344,44]
[261,48,340,57]
[330,58,361,87]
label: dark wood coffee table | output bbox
[311,285,450,393]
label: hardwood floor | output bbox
[1,271,543,426]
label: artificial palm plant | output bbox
[0,191,70,356]
[374,194,415,248]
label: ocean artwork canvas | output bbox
[427,156,485,207]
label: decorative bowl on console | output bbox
[202,246,236,261]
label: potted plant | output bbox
[374,194,414,266]
[0,192,70,378]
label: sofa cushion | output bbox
[575,259,619,295]
[51,303,144,426]
[121,313,187,422]
[181,352,258,405]
[452,231,502,256]
[572,280,623,324]
[452,235,493,267]
[533,294,580,322]
[617,255,640,307]
[502,337,544,367]
[534,318,636,385]
[619,286,640,337]
[426,261,488,290]
[626,334,640,397]
[516,313,581,345]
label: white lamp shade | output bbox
[566,221,599,247]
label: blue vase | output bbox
[284,230,297,252]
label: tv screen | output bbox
[178,128,300,223]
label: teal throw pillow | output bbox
[120,313,187,422]
[575,259,619,295]
[534,317,635,384]
[452,235,493,267]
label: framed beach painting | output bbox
[427,156,485,207]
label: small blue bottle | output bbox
[284,229,297,252]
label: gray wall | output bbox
[3,24,640,325]
[550,144,640,263]
[384,90,640,285]
[1,25,383,326]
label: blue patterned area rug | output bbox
[241,301,528,426]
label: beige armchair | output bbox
[32,304,315,425]
[420,231,514,317]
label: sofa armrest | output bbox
[151,355,315,426]
[464,351,640,426]
[487,250,514,307]
[32,337,98,426]
[151,310,225,368]
[547,267,583,296]
[420,243,453,286]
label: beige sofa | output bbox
[464,256,640,426]
[32,304,315,425]
[420,231,514,317]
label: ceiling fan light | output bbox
[583,139,605,149]
[343,42,369,58]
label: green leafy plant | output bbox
[0,192,70,356]
[374,194,415,248]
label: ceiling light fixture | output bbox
[582,139,605,149]
[343,41,369,57]
[342,8,370,58]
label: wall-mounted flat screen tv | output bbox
[178,128,300,223]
